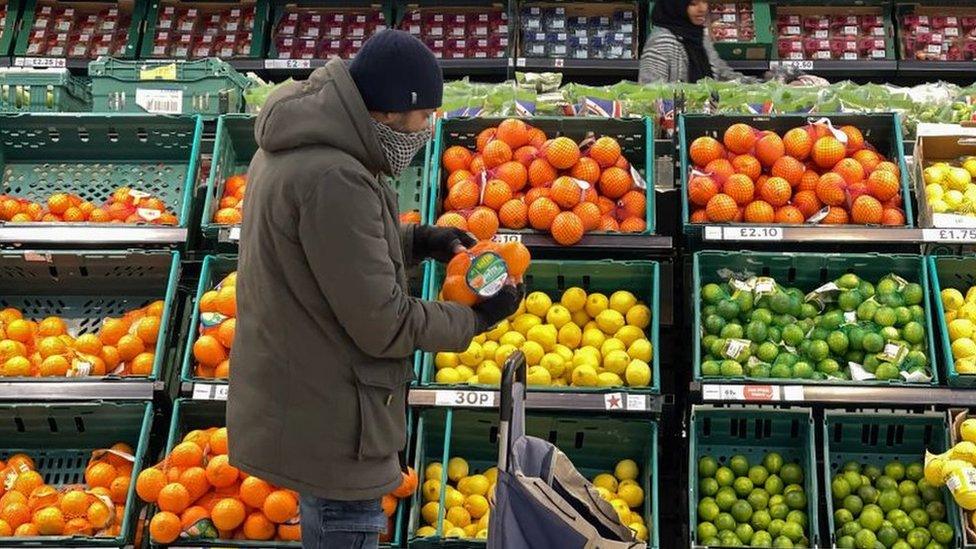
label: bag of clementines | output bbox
[441,240,531,306]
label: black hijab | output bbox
[651,0,713,82]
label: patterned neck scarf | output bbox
[371,119,430,176]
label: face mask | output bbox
[371,119,431,176]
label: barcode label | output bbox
[135,89,183,114]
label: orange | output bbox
[6,454,34,472]
[527,127,547,148]
[13,471,43,496]
[495,119,531,149]
[60,490,91,519]
[2,355,30,377]
[224,175,247,196]
[47,193,71,215]
[723,124,757,154]
[543,137,581,170]
[240,476,273,509]
[63,517,92,536]
[569,157,601,185]
[183,429,213,448]
[26,485,58,511]
[704,158,735,184]
[467,207,499,241]
[619,217,646,233]
[435,212,467,230]
[442,146,473,173]
[618,190,646,219]
[39,355,69,377]
[99,318,128,346]
[494,161,528,192]
[528,158,557,187]
[219,196,239,209]
[35,336,66,359]
[392,467,419,499]
[724,174,755,206]
[498,199,528,229]
[599,214,621,231]
[100,346,120,371]
[0,518,10,536]
[157,483,191,514]
[170,441,205,468]
[63,205,86,222]
[497,242,531,279]
[588,136,622,168]
[0,198,21,220]
[149,511,181,543]
[24,203,43,221]
[73,333,103,355]
[550,177,583,209]
[0,307,22,323]
[14,522,38,536]
[744,201,775,223]
[128,352,154,376]
[213,359,230,379]
[115,334,144,362]
[866,170,899,202]
[816,173,848,206]
[792,190,822,219]
[874,161,900,177]
[87,500,111,529]
[822,206,850,225]
[469,155,486,175]
[243,511,276,540]
[840,125,864,152]
[447,170,474,190]
[109,475,130,504]
[688,176,719,207]
[214,286,236,317]
[771,156,805,187]
[783,127,813,160]
[481,179,513,210]
[482,140,513,169]
[525,187,550,206]
[278,522,302,541]
[851,195,883,225]
[179,467,210,501]
[476,128,496,152]
[205,455,239,489]
[213,208,243,225]
[798,169,820,192]
[833,158,865,185]
[882,208,905,226]
[514,145,539,167]
[689,136,725,167]
[211,498,246,531]
[811,136,846,169]
[550,212,584,246]
[446,253,472,278]
[572,202,602,232]
[199,290,219,314]
[135,316,161,346]
[775,206,805,224]
[853,149,881,173]
[598,167,633,200]
[5,320,33,344]
[731,155,761,181]
[210,427,229,455]
[85,462,117,489]
[180,505,209,530]
[759,177,792,207]
[447,179,480,211]
[1,502,30,529]
[382,493,397,517]
[528,197,560,231]
[442,275,478,306]
[755,133,785,168]
[193,335,227,368]
[37,316,65,336]
[263,490,298,524]
[705,194,738,222]
[33,506,64,535]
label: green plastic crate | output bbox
[201,114,433,240]
[0,113,202,230]
[0,249,180,382]
[772,1,896,61]
[927,255,976,388]
[180,255,429,385]
[678,113,914,233]
[14,0,145,59]
[648,1,772,61]
[0,68,92,112]
[0,0,20,57]
[0,401,153,547]
[407,408,659,548]
[421,259,661,394]
[688,405,820,548]
[162,398,407,548]
[823,410,964,548]
[89,58,251,116]
[427,116,657,236]
[692,251,941,386]
[140,0,270,60]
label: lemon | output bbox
[951,441,976,464]
[571,364,598,386]
[421,501,440,525]
[436,368,462,384]
[485,320,509,341]
[481,341,498,358]
[577,346,602,365]
[597,372,623,387]
[585,293,609,318]
[942,459,973,481]
[476,528,488,539]
[478,512,491,531]
[546,305,572,329]
[521,341,545,366]
[950,319,975,341]
[931,199,949,213]
[952,337,976,359]
[617,483,644,508]
[448,458,469,482]
[583,320,600,333]
[625,359,652,387]
[925,451,949,485]
[473,333,486,344]
[459,342,483,367]
[944,466,976,510]
[540,353,566,378]
[525,292,553,317]
[456,365,475,380]
[416,526,436,537]
[967,287,976,304]
[477,360,496,374]
[593,473,618,492]
[466,375,479,384]
[444,527,466,538]
[558,322,582,349]
[561,287,587,311]
[494,344,517,365]
[961,302,976,322]
[595,486,613,501]
[435,352,459,370]
[422,479,441,502]
[610,498,630,520]
[615,325,645,347]
[571,309,591,328]
[511,314,542,335]
[527,365,552,386]
[553,344,574,363]
[947,310,959,323]
[478,364,502,385]
[959,357,976,374]
[629,522,649,542]
[628,511,644,524]
[581,328,606,349]
[626,304,652,329]
[627,339,653,362]
[552,377,568,387]
[944,288,966,311]
[499,331,526,348]
[463,474,489,496]
[426,462,443,481]
[947,189,965,209]
[484,467,498,486]
[464,523,480,538]
[615,459,639,481]
[619,479,638,488]
[609,291,638,314]
[527,324,557,351]
[596,309,626,335]
[446,486,466,509]
[926,183,945,201]
[962,419,976,443]
[603,349,630,375]
[601,338,626,357]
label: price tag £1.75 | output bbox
[923,228,976,243]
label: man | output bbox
[228,30,522,548]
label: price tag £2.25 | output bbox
[434,390,496,408]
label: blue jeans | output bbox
[299,495,387,549]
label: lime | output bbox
[781,521,804,542]
[721,360,744,376]
[747,489,769,511]
[917,482,939,503]
[716,487,738,510]
[892,540,912,549]
[704,314,727,335]
[746,321,768,343]
[763,453,784,474]
[828,331,850,354]
[703,283,726,305]
[784,490,806,511]
[770,363,792,378]
[722,323,745,339]
[833,477,852,500]
[699,497,721,521]
[907,527,931,549]
[749,363,772,378]
[842,520,863,537]
[697,521,718,542]
[718,299,740,320]
[881,326,901,341]
[791,361,814,379]
[859,280,876,298]
[716,466,735,487]
[773,535,795,548]
[896,306,912,326]
[786,509,807,528]
[837,535,856,549]
[854,528,878,549]
[849,327,866,350]
[835,508,854,525]
[730,455,750,477]
[863,333,885,353]
[903,322,925,344]
[878,525,899,548]
[875,307,897,327]
[747,465,769,486]
[714,512,736,532]
[901,282,922,306]
[758,342,780,362]
[770,502,789,520]
[752,530,773,548]
[751,509,772,531]
[703,335,719,352]
[858,485,879,504]
[800,303,819,319]
[807,340,829,361]
[771,292,792,314]
[887,509,908,523]
[701,477,719,497]
[769,518,786,538]
[734,477,754,497]
[858,300,879,322]
[864,465,881,482]
[736,523,754,544]
[823,310,846,330]
[780,463,804,485]
[884,462,906,481]
[838,273,861,289]
[720,530,741,546]
[879,489,902,513]
[844,494,864,516]
[860,507,884,532]
[930,521,953,544]
[782,325,805,346]
[899,479,918,496]
[818,358,841,376]
[709,339,728,360]
[751,307,773,323]
[901,494,922,513]
[877,277,899,296]
[839,290,863,312]
[909,508,929,528]
[702,360,721,376]
[924,501,945,521]
[909,305,925,322]
[703,305,718,317]
[843,470,864,490]
[765,474,784,495]
[863,355,881,374]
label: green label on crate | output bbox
[466,252,509,298]
[182,517,219,540]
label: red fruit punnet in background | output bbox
[476,128,496,151]
[852,149,881,173]
[811,136,846,169]
[494,161,528,192]
[483,140,513,169]
[771,156,805,187]
[833,158,865,185]
[704,159,735,184]
[775,206,805,224]
[619,217,646,233]
[513,146,539,167]
[495,119,531,149]
[689,176,719,207]
[482,179,513,210]
[816,172,848,206]
[550,212,584,245]
[528,158,557,187]
[840,126,864,153]
[851,195,883,225]
[690,209,709,224]
[589,136,622,168]
[783,127,813,160]
[755,133,785,168]
[467,207,499,240]
[732,155,762,181]
[598,167,633,200]
[689,136,726,167]
[617,190,646,219]
[792,190,821,219]
[442,146,473,173]
[759,177,791,207]
[499,199,528,229]
[724,124,757,154]
[882,208,905,226]
[528,197,560,230]
[550,177,584,209]
[822,206,849,225]
[798,170,820,192]
[570,157,601,185]
[705,194,739,222]
[744,201,775,223]
[573,202,601,231]
[723,174,755,206]
[542,137,581,170]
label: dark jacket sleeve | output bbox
[399,223,418,267]
[299,167,477,358]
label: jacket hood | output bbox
[254,59,390,175]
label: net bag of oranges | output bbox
[440,240,531,306]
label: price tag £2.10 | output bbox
[434,390,496,408]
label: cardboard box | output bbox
[913,125,976,228]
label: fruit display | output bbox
[190,270,237,380]
[697,265,933,383]
[921,158,976,221]
[695,452,813,548]
[828,459,955,549]
[0,187,178,225]
[25,0,132,59]
[272,6,386,60]
[434,275,654,389]
[149,1,256,59]
[0,444,135,538]
[776,10,888,61]
[686,119,907,226]
[948,411,976,545]
[400,6,508,60]
[0,301,166,378]
[589,459,651,542]
[519,4,637,60]
[211,174,246,225]
[710,2,757,43]
[939,286,976,377]
[901,13,976,62]
[925,421,976,513]
[435,118,649,245]
[414,457,496,539]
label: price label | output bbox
[722,13,737,23]
[434,390,496,407]
[552,58,564,68]
[782,386,804,401]
[923,228,976,242]
[770,60,814,71]
[213,385,229,400]
[702,384,788,402]
[723,226,783,241]
[814,30,829,39]
[491,233,522,243]
[264,59,311,69]
[515,57,526,67]
[785,25,801,35]
[626,394,647,411]
[192,383,214,400]
[228,227,240,242]
[14,57,67,68]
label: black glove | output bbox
[414,225,477,263]
[473,284,525,333]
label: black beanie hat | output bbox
[349,29,443,113]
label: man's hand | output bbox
[473,283,525,333]
[414,225,477,263]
